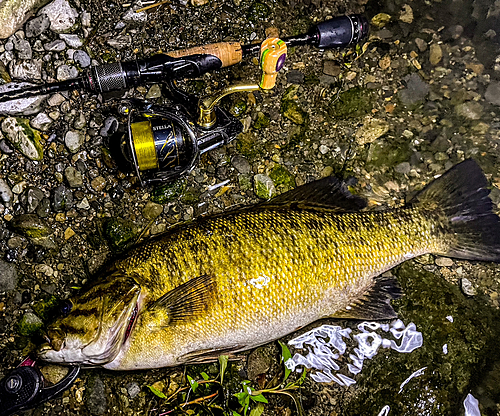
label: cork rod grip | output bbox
[165,42,243,68]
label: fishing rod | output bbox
[0,15,368,103]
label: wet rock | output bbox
[443,25,463,42]
[281,100,307,125]
[122,6,147,22]
[485,82,500,106]
[142,201,163,220]
[39,0,79,33]
[11,214,51,238]
[0,260,17,291]
[12,34,32,59]
[247,346,273,381]
[146,84,162,99]
[395,162,411,175]
[56,64,78,81]
[91,176,106,192]
[19,187,44,213]
[36,197,50,217]
[73,113,86,130]
[65,130,85,152]
[231,154,251,174]
[59,33,82,48]
[0,179,13,205]
[105,217,138,250]
[414,38,427,52]
[87,376,107,415]
[269,164,295,192]
[17,312,43,336]
[1,117,43,160]
[429,43,442,66]
[9,59,42,80]
[64,166,83,188]
[355,118,390,145]
[44,39,66,51]
[151,181,186,204]
[399,73,429,106]
[30,112,53,131]
[52,185,73,211]
[0,83,47,115]
[455,101,483,120]
[323,61,341,77]
[126,382,141,399]
[107,35,132,50]
[0,0,47,39]
[399,4,413,23]
[435,257,453,267]
[48,92,65,106]
[461,278,477,296]
[330,86,374,119]
[25,14,50,38]
[73,49,91,67]
[286,70,304,84]
[253,174,276,200]
[371,13,391,29]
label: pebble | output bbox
[122,7,148,22]
[44,39,66,51]
[323,61,341,77]
[429,43,442,66]
[19,187,44,212]
[231,154,251,174]
[319,144,330,154]
[0,82,47,115]
[12,35,32,60]
[56,64,78,81]
[76,197,90,210]
[74,113,86,130]
[11,214,50,238]
[395,162,411,175]
[399,73,429,106]
[485,82,500,106]
[39,0,79,33]
[399,4,413,23]
[414,38,427,52]
[99,117,119,137]
[25,15,51,38]
[145,84,162,99]
[253,174,276,200]
[126,382,141,399]
[65,166,83,188]
[9,59,42,80]
[65,130,85,152]
[64,227,75,239]
[0,179,13,204]
[30,112,53,131]
[59,33,82,48]
[48,93,66,106]
[52,185,74,211]
[1,117,43,160]
[107,35,132,50]
[355,118,389,145]
[435,257,453,267]
[74,50,91,67]
[91,176,106,192]
[142,201,163,220]
[455,101,484,120]
[0,259,18,292]
[461,278,477,296]
[86,376,107,415]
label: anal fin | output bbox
[332,275,402,320]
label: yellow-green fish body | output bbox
[39,160,500,370]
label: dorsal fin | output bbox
[261,176,367,212]
[148,274,216,324]
[332,275,402,320]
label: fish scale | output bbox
[39,160,500,370]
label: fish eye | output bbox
[60,300,73,317]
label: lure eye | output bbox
[60,300,73,317]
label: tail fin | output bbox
[411,159,500,262]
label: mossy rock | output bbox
[17,312,43,336]
[230,100,248,117]
[253,112,270,129]
[366,139,411,168]
[11,214,51,238]
[329,87,374,119]
[181,187,201,204]
[281,100,307,125]
[104,217,138,251]
[343,262,500,415]
[247,2,270,22]
[236,133,265,162]
[269,164,296,192]
[151,180,186,204]
[33,295,59,322]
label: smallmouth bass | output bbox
[39,160,500,370]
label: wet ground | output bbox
[0,0,499,414]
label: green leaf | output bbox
[219,355,228,384]
[232,412,242,416]
[250,393,268,404]
[249,403,265,416]
[200,372,210,381]
[279,341,292,382]
[147,385,167,399]
[187,375,198,393]
[234,391,250,406]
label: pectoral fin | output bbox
[332,275,402,320]
[148,274,217,324]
